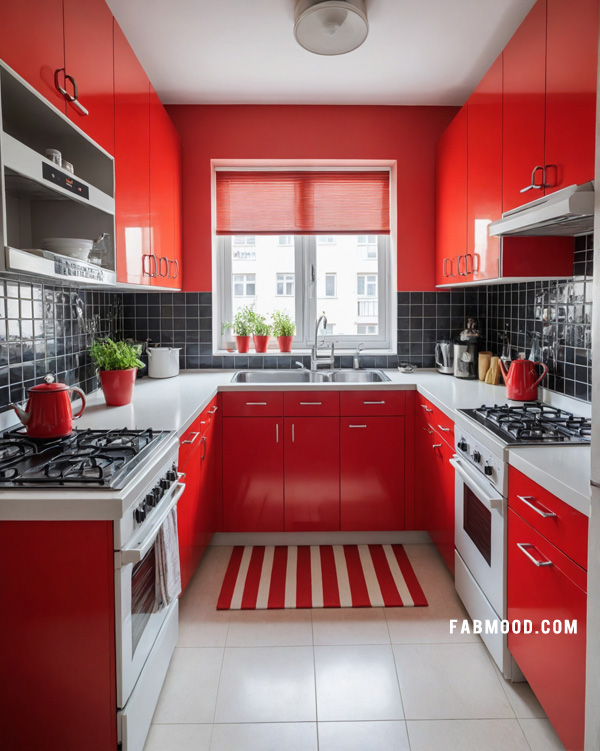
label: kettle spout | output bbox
[8,403,30,425]
[498,358,509,380]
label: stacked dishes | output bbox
[41,237,93,261]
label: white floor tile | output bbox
[143,724,212,751]
[318,721,410,751]
[178,602,231,648]
[152,648,224,724]
[490,660,546,719]
[210,722,317,751]
[519,718,567,751]
[314,645,404,721]
[227,608,313,647]
[407,719,531,751]
[393,643,515,720]
[214,646,316,723]
[312,607,390,646]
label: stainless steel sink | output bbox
[230,370,328,383]
[230,369,390,384]
[327,369,391,383]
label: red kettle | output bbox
[9,373,86,438]
[499,355,548,401]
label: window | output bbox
[276,273,295,296]
[358,235,378,260]
[357,324,378,335]
[232,248,256,261]
[358,235,377,245]
[358,300,377,317]
[233,273,256,297]
[278,236,293,246]
[324,273,336,297]
[325,324,335,335]
[233,236,256,245]
[317,236,336,244]
[357,274,377,297]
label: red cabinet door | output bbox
[223,417,284,532]
[429,434,455,574]
[508,508,586,751]
[545,0,598,193]
[502,0,546,211]
[114,21,151,285]
[467,55,502,282]
[284,417,340,532]
[340,416,405,531]
[435,106,468,285]
[178,447,202,593]
[63,0,115,153]
[0,0,66,111]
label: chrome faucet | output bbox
[311,314,335,370]
[353,343,365,370]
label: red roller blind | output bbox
[216,170,390,235]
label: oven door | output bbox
[115,481,185,709]
[451,456,506,617]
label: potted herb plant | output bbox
[250,312,272,353]
[272,310,296,352]
[90,338,144,407]
[222,306,254,353]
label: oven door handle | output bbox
[450,456,503,511]
[119,480,186,566]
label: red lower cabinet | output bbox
[340,416,405,531]
[508,506,587,751]
[223,417,284,532]
[284,417,340,531]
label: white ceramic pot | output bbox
[147,346,181,379]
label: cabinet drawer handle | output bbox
[517,495,557,518]
[208,405,218,414]
[422,427,433,434]
[182,432,200,445]
[292,424,295,442]
[420,405,433,413]
[520,165,545,194]
[169,258,179,279]
[349,424,367,428]
[517,542,553,567]
[299,402,322,405]
[438,424,450,432]
[246,402,267,405]
[276,424,279,443]
[364,401,385,405]
[432,443,442,449]
[200,435,207,461]
[64,72,89,115]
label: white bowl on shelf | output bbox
[41,238,93,260]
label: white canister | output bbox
[147,346,181,379]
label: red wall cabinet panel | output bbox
[114,21,151,286]
[223,417,284,532]
[178,448,201,592]
[508,508,586,751]
[0,0,66,111]
[340,416,405,531]
[545,0,598,194]
[284,417,340,532]
[467,55,502,282]
[435,106,468,285]
[502,0,546,212]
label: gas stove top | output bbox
[459,402,591,446]
[0,427,173,489]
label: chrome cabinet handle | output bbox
[276,423,279,443]
[517,542,553,567]
[364,401,385,405]
[181,431,200,445]
[349,425,367,428]
[54,68,69,98]
[143,253,158,278]
[200,435,207,461]
[208,405,218,414]
[517,495,557,518]
[473,252,481,273]
[420,405,433,413]
[158,256,169,278]
[438,424,450,432]
[169,258,179,279]
[422,427,433,434]
[299,402,322,406]
[432,443,442,449]
[292,424,295,442]
[149,254,158,277]
[456,255,467,277]
[442,258,450,277]
[57,71,89,115]
[520,165,545,193]
[246,402,267,405]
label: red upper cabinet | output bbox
[0,0,66,111]
[63,0,115,154]
[114,21,151,286]
[435,106,468,286]
[467,55,502,282]
[545,0,599,194]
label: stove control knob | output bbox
[458,439,468,452]
[145,492,155,508]
[160,478,171,491]
[134,505,146,523]
[153,486,163,502]
[472,451,481,463]
[166,469,178,482]
[484,464,493,476]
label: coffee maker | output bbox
[453,318,480,379]
[435,340,454,375]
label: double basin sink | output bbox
[231,369,391,384]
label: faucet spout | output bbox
[311,314,335,370]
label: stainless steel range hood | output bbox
[489,182,595,237]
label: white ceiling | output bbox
[106,0,536,106]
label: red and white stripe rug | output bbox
[217,544,427,610]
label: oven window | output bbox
[131,546,158,655]
[464,486,492,566]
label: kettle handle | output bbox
[434,342,442,367]
[498,358,509,380]
[69,386,87,419]
[531,362,549,388]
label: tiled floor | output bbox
[145,543,566,751]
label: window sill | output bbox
[214,349,397,357]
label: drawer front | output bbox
[509,466,588,570]
[416,393,454,439]
[340,390,405,416]
[179,396,218,468]
[284,391,340,416]
[222,391,283,417]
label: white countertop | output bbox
[1,368,592,518]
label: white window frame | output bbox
[317,235,336,244]
[324,273,337,298]
[276,272,295,296]
[357,273,377,297]
[233,236,256,245]
[232,272,256,297]
[278,235,293,246]
[357,324,377,335]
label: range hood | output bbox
[489,182,595,237]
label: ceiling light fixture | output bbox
[294,0,369,56]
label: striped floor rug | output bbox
[217,544,427,610]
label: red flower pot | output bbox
[99,368,137,406]
[235,335,251,353]
[253,335,270,353]
[277,335,294,353]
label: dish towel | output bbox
[155,508,182,608]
